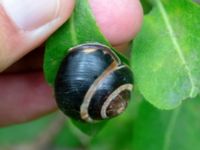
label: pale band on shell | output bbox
[80,63,132,123]
[80,62,118,122]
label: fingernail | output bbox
[1,0,60,31]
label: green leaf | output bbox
[133,96,200,150]
[44,0,130,135]
[45,0,109,135]
[44,0,110,135]
[132,0,200,109]
[44,0,110,136]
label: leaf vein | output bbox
[156,0,196,97]
[69,14,78,45]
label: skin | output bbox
[0,0,143,127]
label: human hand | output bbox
[0,0,143,126]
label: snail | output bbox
[54,43,134,123]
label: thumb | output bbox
[0,0,75,72]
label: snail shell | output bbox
[55,43,133,123]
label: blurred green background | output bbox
[0,85,140,150]
[1,90,200,150]
[0,91,140,150]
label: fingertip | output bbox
[89,0,143,45]
[0,0,75,71]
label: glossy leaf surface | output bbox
[132,0,200,109]
[44,0,128,135]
